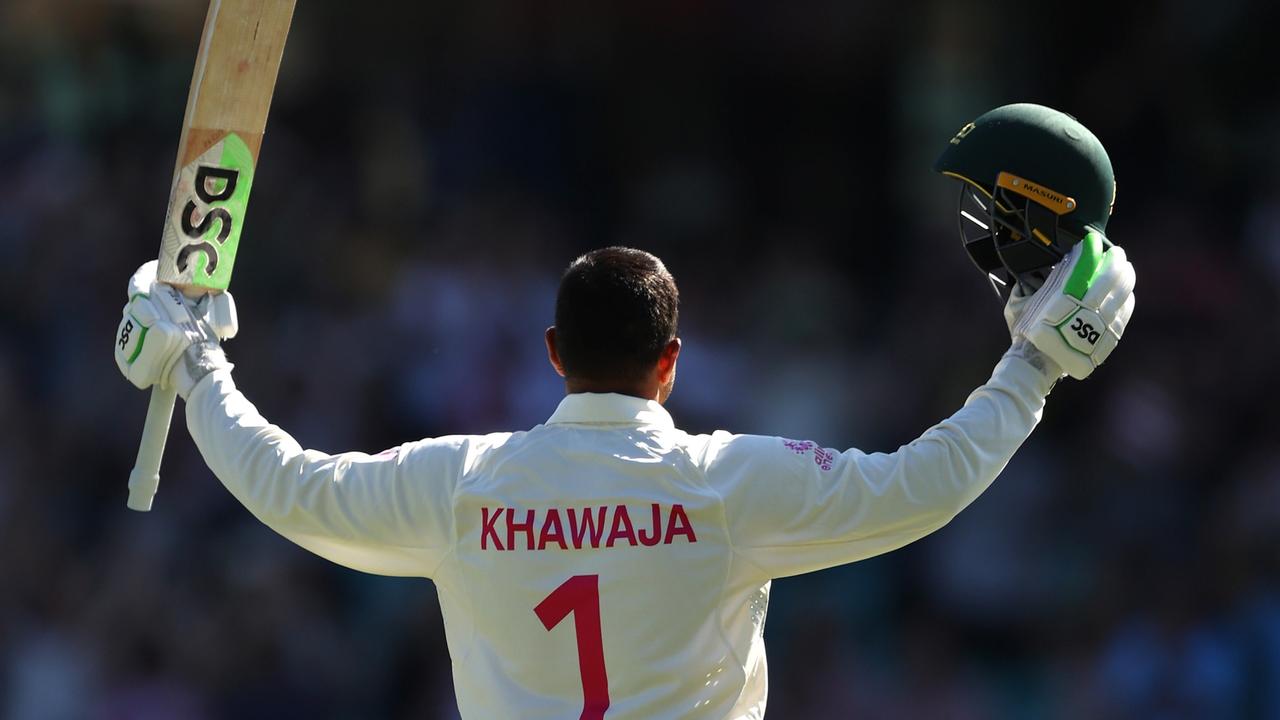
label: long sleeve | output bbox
[702,350,1056,578]
[185,369,466,577]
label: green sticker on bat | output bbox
[159,132,254,290]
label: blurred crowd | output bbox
[2,1,1279,717]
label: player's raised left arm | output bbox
[704,346,1054,578]
[701,242,1134,578]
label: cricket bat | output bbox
[127,0,295,511]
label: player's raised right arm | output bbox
[114,262,459,577]
[184,370,461,577]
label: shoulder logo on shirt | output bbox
[479,503,698,551]
[782,439,835,471]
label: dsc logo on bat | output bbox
[177,165,239,274]
[163,132,254,290]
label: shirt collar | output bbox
[546,392,675,429]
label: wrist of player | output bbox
[171,342,233,399]
[1007,337,1063,383]
[1011,232,1136,380]
[1003,284,1033,340]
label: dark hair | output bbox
[554,247,679,384]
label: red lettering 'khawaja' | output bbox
[480,504,697,550]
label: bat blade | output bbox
[128,0,295,512]
[157,0,294,293]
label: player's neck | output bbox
[564,378,661,403]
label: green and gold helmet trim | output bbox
[995,172,1076,216]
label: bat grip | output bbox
[127,385,178,511]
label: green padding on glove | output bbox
[1063,232,1104,301]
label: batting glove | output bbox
[114,261,237,398]
[1012,232,1136,380]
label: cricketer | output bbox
[112,103,1135,718]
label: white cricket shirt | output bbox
[186,350,1054,719]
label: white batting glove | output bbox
[1012,233,1136,380]
[114,261,236,398]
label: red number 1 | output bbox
[534,574,610,720]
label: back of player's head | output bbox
[554,247,679,385]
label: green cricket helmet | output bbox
[934,103,1116,297]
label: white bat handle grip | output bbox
[127,385,178,511]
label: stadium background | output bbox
[3,0,1279,717]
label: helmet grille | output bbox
[954,180,1102,299]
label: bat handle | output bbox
[127,385,178,511]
